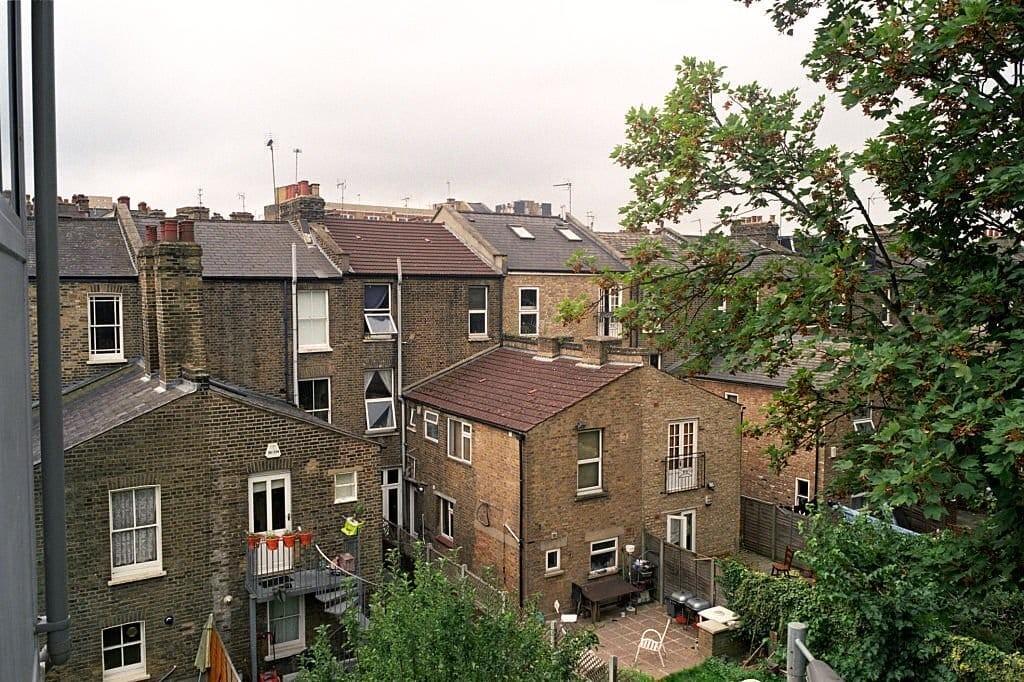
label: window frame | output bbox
[363,283,397,336]
[589,537,618,577]
[468,285,489,338]
[334,471,358,504]
[795,477,811,509]
[852,407,875,434]
[265,596,305,660]
[406,405,418,431]
[724,392,739,403]
[364,368,396,432]
[108,486,163,585]
[298,377,331,422]
[296,289,331,352]
[666,510,695,552]
[666,419,698,493]
[88,293,124,363]
[598,286,622,336]
[576,429,603,495]
[438,494,455,541]
[424,410,439,442]
[101,621,146,681]
[545,548,561,574]
[447,418,473,464]
[518,287,539,336]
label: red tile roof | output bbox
[322,216,497,276]
[405,347,638,432]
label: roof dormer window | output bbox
[509,224,535,239]
[557,227,582,241]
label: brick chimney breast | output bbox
[579,337,622,368]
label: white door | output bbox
[599,288,622,336]
[382,468,400,529]
[249,472,292,574]
[667,510,695,552]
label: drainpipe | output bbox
[291,244,299,407]
[32,0,69,667]
[396,258,404,528]
[517,433,526,608]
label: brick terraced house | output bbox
[403,338,742,615]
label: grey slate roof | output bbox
[696,348,829,389]
[404,346,637,433]
[598,229,695,268]
[135,219,342,279]
[31,361,194,463]
[26,217,137,278]
[458,212,627,272]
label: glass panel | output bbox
[578,462,599,489]
[111,490,133,530]
[103,648,122,671]
[93,327,116,352]
[313,379,329,408]
[365,313,397,334]
[92,298,117,325]
[122,643,142,666]
[123,623,141,643]
[468,286,487,309]
[298,381,313,410]
[135,527,157,563]
[365,371,391,399]
[103,626,122,648]
[112,530,134,566]
[469,312,485,335]
[367,401,393,430]
[364,284,389,311]
[270,479,286,530]
[252,482,267,533]
[135,489,156,526]
[520,289,537,308]
[519,314,537,335]
[578,431,600,460]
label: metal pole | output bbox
[32,0,69,666]
[291,244,298,407]
[787,622,808,682]
[248,597,258,682]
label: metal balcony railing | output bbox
[665,452,705,493]
[244,534,360,605]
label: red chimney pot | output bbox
[117,195,130,208]
[161,219,178,242]
[298,180,310,195]
[145,224,158,243]
[178,219,195,243]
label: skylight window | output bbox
[557,227,582,241]
[509,224,535,239]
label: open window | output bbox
[364,283,397,336]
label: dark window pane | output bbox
[103,626,122,648]
[270,481,286,529]
[368,402,393,430]
[365,372,391,399]
[122,643,142,665]
[93,299,117,325]
[520,289,537,307]
[93,327,116,351]
[469,286,487,309]
[469,312,485,335]
[520,314,537,335]
[103,649,122,670]
[298,381,313,410]
[364,285,389,311]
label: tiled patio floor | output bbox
[588,602,704,679]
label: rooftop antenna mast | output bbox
[585,211,594,229]
[237,192,246,212]
[402,196,410,208]
[197,187,203,206]
[337,179,346,208]
[266,134,278,217]
[553,180,572,216]
[446,179,452,198]
[293,147,302,183]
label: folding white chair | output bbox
[634,617,671,667]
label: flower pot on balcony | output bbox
[247,534,261,550]
[342,517,363,536]
[265,534,279,551]
[282,532,297,548]
[297,529,313,546]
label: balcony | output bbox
[244,534,360,608]
[665,452,705,493]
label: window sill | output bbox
[425,437,438,444]
[588,568,619,580]
[365,429,398,437]
[435,534,455,549]
[298,345,333,354]
[265,642,306,661]
[334,498,358,505]
[102,671,150,682]
[88,355,126,365]
[447,456,472,466]
[107,568,167,587]
[544,569,565,579]
[468,335,491,342]
[363,335,396,343]
[575,490,607,502]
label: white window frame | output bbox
[576,429,603,495]
[364,368,396,432]
[545,548,561,574]
[724,392,739,403]
[852,407,875,434]
[88,293,124,363]
[589,538,618,577]
[438,494,455,541]
[557,227,582,241]
[509,224,535,239]
[518,287,539,336]
[265,596,305,660]
[882,288,893,326]
[468,285,488,338]
[101,621,146,681]
[406,405,418,431]
[666,419,698,493]
[108,486,163,585]
[795,478,811,509]
[447,418,472,464]
[717,297,728,313]
[424,410,439,442]
[598,286,622,336]
[298,377,331,422]
[334,471,358,504]
[364,283,397,336]
[297,289,331,352]
[666,510,695,552]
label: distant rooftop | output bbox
[26,217,137,278]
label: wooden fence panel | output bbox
[740,496,807,562]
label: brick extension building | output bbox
[403,339,742,614]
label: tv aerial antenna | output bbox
[553,180,572,216]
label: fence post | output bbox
[609,654,617,681]
[772,504,778,560]
[787,622,808,682]
[658,538,665,604]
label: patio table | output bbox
[574,576,641,623]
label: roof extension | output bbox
[135,218,342,279]
[322,215,497,276]
[404,346,637,432]
[455,212,626,273]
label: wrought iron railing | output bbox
[664,451,705,493]
[244,534,359,604]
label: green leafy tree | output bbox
[300,551,597,681]
[605,0,1024,588]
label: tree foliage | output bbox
[606,0,1024,587]
[299,551,597,681]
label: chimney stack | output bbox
[728,216,780,247]
[579,337,621,368]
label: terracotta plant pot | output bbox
[265,536,279,551]
[282,533,296,548]
[246,534,261,550]
[298,530,313,546]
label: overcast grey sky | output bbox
[51,1,873,232]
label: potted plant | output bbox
[265,532,279,551]
[282,530,297,548]
[246,532,261,550]
[296,526,313,546]
[342,503,366,536]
